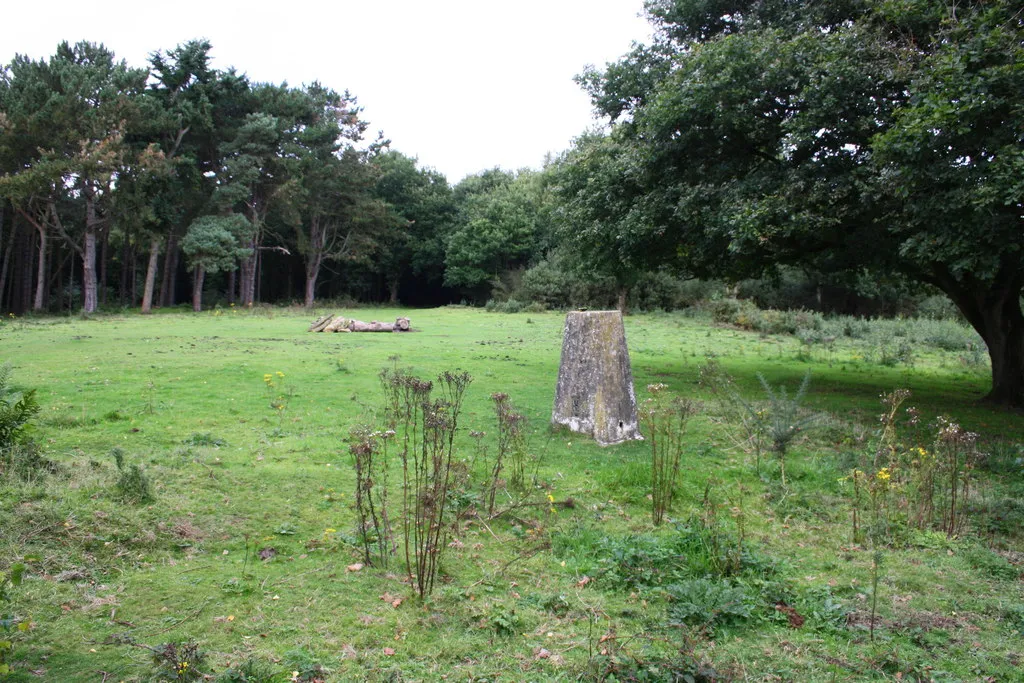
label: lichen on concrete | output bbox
[551,310,642,446]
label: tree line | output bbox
[0,40,561,315]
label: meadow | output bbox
[0,305,1022,682]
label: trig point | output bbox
[552,310,642,446]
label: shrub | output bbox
[112,447,154,504]
[706,298,750,325]
[916,294,963,321]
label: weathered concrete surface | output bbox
[552,310,642,446]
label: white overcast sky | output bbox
[1,0,652,183]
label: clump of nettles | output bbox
[112,447,154,503]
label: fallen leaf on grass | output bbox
[576,576,592,588]
[346,563,364,572]
[379,593,403,608]
[383,647,395,656]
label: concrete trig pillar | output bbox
[551,310,642,446]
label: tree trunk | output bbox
[239,248,256,307]
[141,236,161,314]
[159,232,179,307]
[32,223,47,312]
[978,300,1024,406]
[388,278,400,304]
[192,266,205,312]
[940,267,1024,407]
[81,196,99,314]
[304,254,322,308]
[129,244,138,306]
[119,235,130,306]
[82,229,98,313]
[616,286,629,315]
[227,268,236,305]
[1,220,21,314]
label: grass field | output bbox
[1,306,1022,681]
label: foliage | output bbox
[553,516,776,592]
[553,131,660,310]
[701,363,818,482]
[0,363,40,454]
[0,562,25,677]
[280,647,329,682]
[1,441,57,482]
[444,169,552,300]
[371,150,457,304]
[665,577,756,632]
[577,0,1024,405]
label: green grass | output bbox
[0,306,1021,681]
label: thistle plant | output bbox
[349,425,394,568]
[934,416,979,537]
[487,392,527,513]
[870,550,884,642]
[379,367,473,599]
[640,384,698,525]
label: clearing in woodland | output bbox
[0,306,1021,681]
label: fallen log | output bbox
[308,315,335,332]
[308,315,412,332]
[324,317,351,333]
[348,317,410,332]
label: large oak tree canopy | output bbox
[578,0,1024,405]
